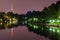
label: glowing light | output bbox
[53,29,55,32]
[53,20,55,22]
[57,30,60,33]
[25,21,27,24]
[12,18,18,24]
[49,28,52,31]
[33,18,38,21]
[10,21,12,24]
[33,25,38,29]
[0,22,2,25]
[58,16,60,19]
[13,18,16,21]
[13,21,16,23]
[0,19,2,21]
[10,18,12,21]
[57,20,60,22]
[49,20,52,22]
[33,25,36,29]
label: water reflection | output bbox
[0,1,60,40]
[0,12,60,40]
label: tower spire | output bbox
[11,0,14,12]
[10,0,14,40]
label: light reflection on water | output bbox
[13,26,49,40]
[0,26,49,40]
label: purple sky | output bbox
[0,0,58,40]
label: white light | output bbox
[49,28,52,31]
[49,20,52,22]
[57,20,60,22]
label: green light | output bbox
[28,23,32,27]
[49,19,60,23]
[33,25,38,29]
[33,18,38,21]
[53,20,55,22]
[28,18,32,21]
[49,20,52,22]
[59,16,60,19]
[57,30,60,33]
[57,20,60,22]
[33,25,36,29]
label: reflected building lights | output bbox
[0,1,60,40]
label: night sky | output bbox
[0,0,58,40]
